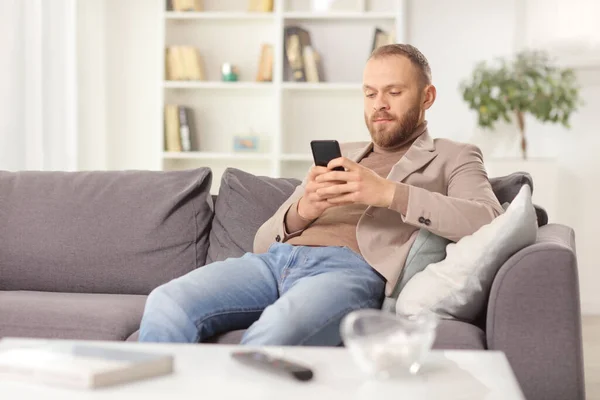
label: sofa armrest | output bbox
[486,223,585,400]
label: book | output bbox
[165,104,183,152]
[303,45,320,83]
[284,26,313,82]
[178,106,195,151]
[166,46,205,81]
[371,27,395,53]
[172,0,203,12]
[248,0,273,12]
[0,342,173,389]
[256,44,273,82]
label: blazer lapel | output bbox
[388,129,438,182]
[347,143,373,162]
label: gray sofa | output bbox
[0,167,584,400]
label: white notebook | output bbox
[0,341,174,389]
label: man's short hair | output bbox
[370,44,432,86]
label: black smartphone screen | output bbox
[310,140,344,171]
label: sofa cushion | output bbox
[207,321,486,350]
[397,185,538,322]
[0,291,147,341]
[489,171,533,204]
[381,229,450,313]
[206,168,300,263]
[0,169,213,295]
[489,171,548,226]
[432,320,486,350]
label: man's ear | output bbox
[422,84,436,110]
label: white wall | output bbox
[76,0,600,314]
[77,0,107,170]
[409,0,600,314]
[77,0,162,171]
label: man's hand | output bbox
[315,157,396,208]
[297,165,345,220]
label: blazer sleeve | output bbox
[252,175,308,254]
[390,144,504,242]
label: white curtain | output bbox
[0,0,77,171]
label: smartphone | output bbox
[310,140,344,171]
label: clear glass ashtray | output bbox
[340,309,439,378]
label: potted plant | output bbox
[460,50,583,160]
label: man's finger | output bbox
[327,157,357,171]
[326,192,356,204]
[308,165,329,179]
[316,171,356,183]
[316,183,356,197]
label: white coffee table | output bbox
[0,338,525,399]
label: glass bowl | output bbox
[340,309,439,378]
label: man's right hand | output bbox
[297,166,346,220]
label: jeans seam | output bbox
[279,246,300,293]
[296,298,379,346]
[193,308,265,342]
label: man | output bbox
[139,44,504,346]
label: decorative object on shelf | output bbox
[371,27,395,53]
[164,104,197,152]
[233,134,259,152]
[256,44,274,82]
[460,50,583,160]
[221,63,239,82]
[166,46,205,81]
[248,0,273,12]
[169,0,203,12]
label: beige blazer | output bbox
[253,127,504,295]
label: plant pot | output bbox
[486,158,559,223]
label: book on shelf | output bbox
[248,0,274,12]
[284,26,323,83]
[166,46,205,81]
[371,27,396,53]
[0,341,173,389]
[256,44,274,82]
[165,105,196,152]
[168,0,203,12]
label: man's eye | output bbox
[390,92,400,95]
[365,93,375,98]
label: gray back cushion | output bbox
[0,168,213,295]
[489,171,548,226]
[206,168,300,263]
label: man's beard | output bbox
[365,104,421,149]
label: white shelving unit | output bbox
[159,0,406,194]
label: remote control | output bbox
[231,350,314,382]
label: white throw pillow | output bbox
[396,184,538,321]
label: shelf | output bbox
[280,154,313,161]
[283,12,397,20]
[165,11,275,21]
[163,152,272,161]
[282,82,362,90]
[163,81,274,90]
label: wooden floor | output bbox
[584,316,600,400]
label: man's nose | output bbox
[373,96,389,111]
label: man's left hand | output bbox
[315,157,396,208]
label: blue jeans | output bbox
[138,243,385,346]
